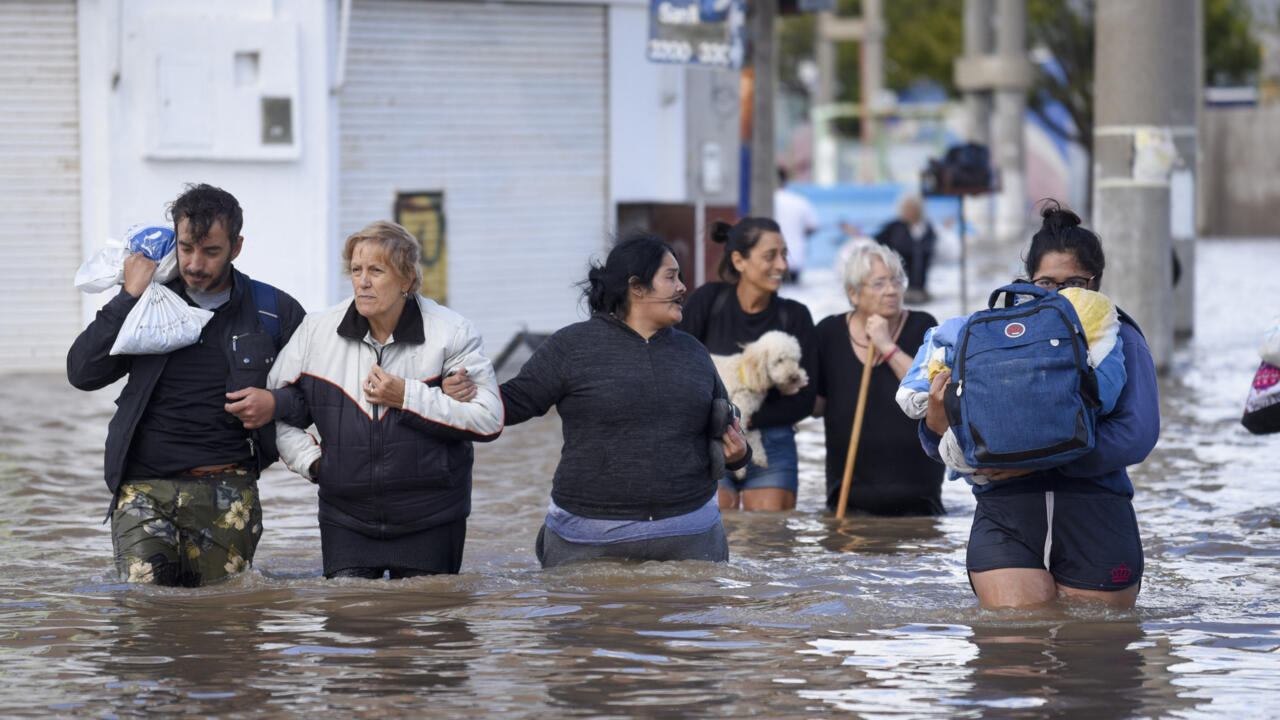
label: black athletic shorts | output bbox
[967,488,1143,591]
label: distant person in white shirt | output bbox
[772,167,818,284]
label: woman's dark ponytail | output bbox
[714,216,782,282]
[710,220,732,246]
[584,264,612,316]
[1024,199,1105,281]
[1040,202,1082,233]
[582,231,675,317]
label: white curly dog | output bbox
[711,330,808,477]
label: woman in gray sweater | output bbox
[496,233,749,568]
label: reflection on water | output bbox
[2,239,1280,717]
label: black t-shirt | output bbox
[126,294,252,477]
[677,281,817,428]
[812,310,944,515]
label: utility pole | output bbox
[859,0,883,183]
[954,0,1031,256]
[813,4,884,186]
[747,0,777,217]
[961,0,992,148]
[960,0,994,253]
[992,0,1027,252]
[1094,0,1199,371]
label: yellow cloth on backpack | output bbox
[926,346,949,382]
[1059,287,1119,368]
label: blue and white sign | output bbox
[647,0,746,69]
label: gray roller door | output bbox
[0,0,81,372]
[339,0,608,350]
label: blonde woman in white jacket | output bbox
[267,221,502,579]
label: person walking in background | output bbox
[773,167,818,284]
[679,217,817,512]
[875,193,937,304]
[496,232,749,568]
[919,202,1159,608]
[267,221,503,579]
[67,184,306,587]
[812,241,945,516]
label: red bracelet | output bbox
[881,345,899,362]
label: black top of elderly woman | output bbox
[813,240,944,517]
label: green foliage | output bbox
[882,0,963,96]
[777,0,1260,145]
[780,0,1260,106]
[777,0,962,102]
[1027,0,1261,152]
[1027,0,1095,149]
[1205,0,1261,85]
[778,13,818,95]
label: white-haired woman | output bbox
[811,241,945,516]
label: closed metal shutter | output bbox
[0,0,81,372]
[340,0,607,350]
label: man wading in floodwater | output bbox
[67,184,305,587]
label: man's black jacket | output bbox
[67,267,305,501]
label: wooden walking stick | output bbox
[835,347,878,519]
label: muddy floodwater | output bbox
[2,238,1279,718]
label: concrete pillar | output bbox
[1094,0,1199,371]
[816,12,836,107]
[813,11,878,186]
[814,11,838,186]
[1177,2,1202,338]
[748,0,776,217]
[961,0,994,244]
[962,0,992,145]
[860,0,883,183]
[992,0,1027,252]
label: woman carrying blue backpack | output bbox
[919,202,1160,608]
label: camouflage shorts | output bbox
[111,466,262,587]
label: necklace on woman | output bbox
[846,310,908,357]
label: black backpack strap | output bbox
[709,283,733,319]
[989,281,1050,309]
[708,282,790,334]
[250,279,283,348]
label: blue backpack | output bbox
[943,282,1101,470]
[250,279,283,348]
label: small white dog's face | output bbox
[740,330,808,395]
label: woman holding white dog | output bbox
[812,242,945,516]
[678,217,817,512]
[497,232,750,568]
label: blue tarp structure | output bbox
[787,183,962,269]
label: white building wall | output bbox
[77,0,335,322]
[608,2,688,208]
[337,0,609,351]
[64,0,693,363]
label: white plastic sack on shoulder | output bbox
[153,249,178,283]
[1260,314,1280,368]
[124,223,178,283]
[74,240,128,293]
[109,282,214,356]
